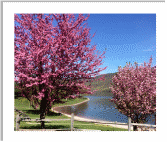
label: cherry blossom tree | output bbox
[14,14,106,128]
[110,57,156,130]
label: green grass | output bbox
[19,120,128,131]
[52,97,88,107]
[14,97,128,131]
[15,97,71,119]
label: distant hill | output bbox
[88,65,156,96]
[84,72,118,96]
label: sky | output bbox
[15,14,156,75]
[86,14,156,74]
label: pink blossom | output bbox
[14,14,107,126]
[110,57,156,123]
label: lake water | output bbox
[54,94,155,124]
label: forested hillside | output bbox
[85,72,118,96]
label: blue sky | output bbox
[15,14,156,75]
[86,14,156,74]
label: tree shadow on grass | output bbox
[24,110,62,116]
[20,124,70,129]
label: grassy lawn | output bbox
[52,97,88,107]
[19,121,128,131]
[14,97,128,131]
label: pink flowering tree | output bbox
[14,14,106,128]
[110,57,156,130]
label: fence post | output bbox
[71,113,74,131]
[128,117,131,131]
[16,113,20,131]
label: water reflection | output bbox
[53,94,155,124]
[74,102,89,115]
[54,101,89,116]
[54,95,128,122]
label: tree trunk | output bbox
[133,114,138,131]
[40,96,47,129]
[133,125,138,131]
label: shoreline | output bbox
[51,97,155,131]
[51,108,133,130]
[51,97,133,130]
[53,97,90,108]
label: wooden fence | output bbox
[127,117,156,131]
[85,117,156,131]
[15,112,156,131]
[15,113,74,131]
[75,117,156,131]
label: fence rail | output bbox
[15,112,156,131]
[22,119,71,122]
[15,113,74,131]
[127,117,156,131]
